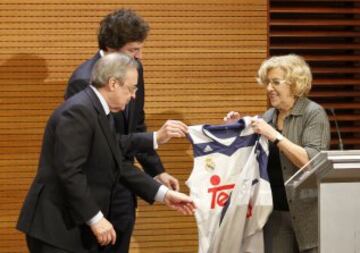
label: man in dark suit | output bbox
[17,52,195,253]
[64,9,182,253]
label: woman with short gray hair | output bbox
[224,54,330,253]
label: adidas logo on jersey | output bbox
[203,145,213,152]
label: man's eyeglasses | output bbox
[125,84,138,94]
[115,80,138,94]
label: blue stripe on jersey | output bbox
[192,133,259,157]
[256,141,269,181]
[219,192,232,225]
[202,120,247,139]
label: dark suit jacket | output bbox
[17,87,161,253]
[65,52,164,177]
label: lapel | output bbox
[87,52,101,78]
[263,108,277,127]
[93,51,101,61]
[126,59,143,131]
[126,99,135,131]
[85,87,124,172]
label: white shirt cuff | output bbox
[153,132,159,149]
[86,211,104,226]
[154,185,169,202]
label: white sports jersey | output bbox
[186,117,273,253]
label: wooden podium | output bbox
[285,150,360,253]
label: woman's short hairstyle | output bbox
[91,52,138,88]
[257,54,312,97]
[98,8,150,51]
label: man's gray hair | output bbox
[91,52,138,88]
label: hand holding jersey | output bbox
[156,120,188,145]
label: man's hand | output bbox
[89,217,116,246]
[223,111,241,124]
[156,120,188,145]
[154,172,180,191]
[164,190,196,215]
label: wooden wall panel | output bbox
[0,1,267,252]
[269,0,360,150]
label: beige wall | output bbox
[0,1,267,252]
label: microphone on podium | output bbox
[329,108,344,150]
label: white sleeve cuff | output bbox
[86,211,104,226]
[153,132,159,150]
[154,185,169,202]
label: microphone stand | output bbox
[329,108,344,150]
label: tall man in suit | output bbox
[65,8,182,253]
[17,52,195,253]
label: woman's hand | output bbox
[251,118,310,168]
[223,111,241,124]
[250,118,278,141]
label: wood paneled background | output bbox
[0,1,267,252]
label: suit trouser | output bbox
[26,235,70,253]
[26,235,102,253]
[264,210,318,253]
[101,182,136,253]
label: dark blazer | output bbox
[17,87,161,253]
[65,52,164,176]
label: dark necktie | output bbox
[107,113,116,134]
[113,111,127,134]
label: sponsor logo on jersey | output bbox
[208,175,235,209]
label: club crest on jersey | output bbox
[205,157,215,171]
[208,175,235,209]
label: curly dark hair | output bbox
[98,9,150,51]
